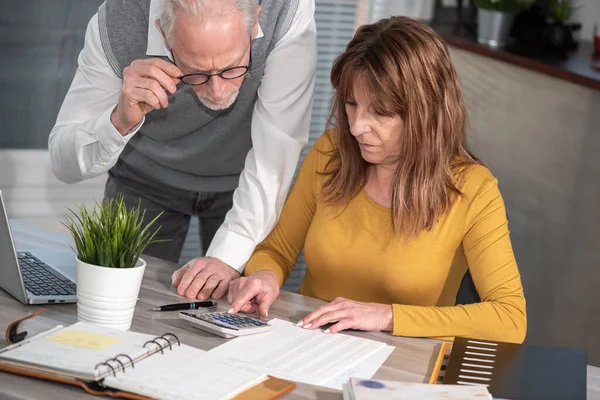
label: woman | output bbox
[228,16,526,343]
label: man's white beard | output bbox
[196,88,240,110]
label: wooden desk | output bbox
[1,223,599,399]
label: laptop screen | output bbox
[0,190,28,303]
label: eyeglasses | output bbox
[170,39,252,86]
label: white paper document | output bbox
[209,319,389,387]
[348,378,493,400]
[323,345,395,390]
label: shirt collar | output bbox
[146,0,264,60]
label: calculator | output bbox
[179,311,272,339]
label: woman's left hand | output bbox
[297,297,394,334]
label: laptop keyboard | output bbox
[18,252,76,297]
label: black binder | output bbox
[443,337,587,400]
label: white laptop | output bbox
[0,191,76,304]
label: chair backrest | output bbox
[455,269,481,305]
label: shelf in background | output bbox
[429,7,600,91]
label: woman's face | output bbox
[345,86,403,166]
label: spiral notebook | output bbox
[0,321,295,399]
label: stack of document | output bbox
[209,318,394,389]
[343,377,493,400]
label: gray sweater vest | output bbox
[98,0,298,192]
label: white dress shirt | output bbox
[48,0,317,272]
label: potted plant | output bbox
[474,0,535,48]
[545,0,581,53]
[381,0,437,23]
[63,195,162,330]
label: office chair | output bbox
[455,269,480,305]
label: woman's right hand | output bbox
[227,270,280,318]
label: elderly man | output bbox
[49,0,316,300]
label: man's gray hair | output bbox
[158,0,260,42]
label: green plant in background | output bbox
[473,0,535,13]
[63,195,164,269]
[548,0,578,22]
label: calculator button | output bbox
[193,311,266,327]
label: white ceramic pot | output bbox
[477,8,516,49]
[75,257,146,331]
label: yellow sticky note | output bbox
[44,329,120,351]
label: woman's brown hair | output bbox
[321,16,481,239]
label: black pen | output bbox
[151,301,217,311]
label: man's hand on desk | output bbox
[171,257,240,300]
[296,298,393,334]
[227,271,280,318]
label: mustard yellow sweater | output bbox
[245,132,527,343]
